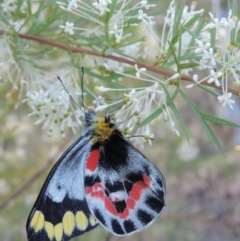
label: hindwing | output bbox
[26,135,99,241]
[84,133,166,235]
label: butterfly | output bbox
[26,110,166,241]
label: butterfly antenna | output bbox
[113,112,137,125]
[57,76,85,114]
[81,67,85,110]
[126,135,154,140]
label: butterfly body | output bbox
[27,111,166,241]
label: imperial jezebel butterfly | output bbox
[26,107,166,241]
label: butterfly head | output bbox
[84,110,117,144]
[84,110,98,123]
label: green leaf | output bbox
[105,48,114,56]
[182,12,203,33]
[14,0,24,21]
[179,62,199,69]
[196,84,219,97]
[179,89,223,152]
[107,0,118,21]
[162,86,189,140]
[76,35,105,45]
[138,86,177,128]
[83,68,136,89]
[26,0,32,15]
[170,101,189,141]
[112,48,140,63]
[137,104,167,128]
[172,1,185,37]
[168,41,179,66]
[200,112,240,127]
[83,87,97,102]
[200,119,222,152]
[183,19,205,57]
[210,27,216,47]
[84,69,123,88]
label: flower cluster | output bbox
[155,1,204,69]
[154,1,239,111]
[95,64,180,144]
[1,0,27,31]
[1,0,239,148]
[0,36,22,103]
[58,0,156,44]
[24,73,84,138]
[188,10,240,110]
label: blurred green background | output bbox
[0,1,240,241]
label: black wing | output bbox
[26,135,99,241]
[84,132,166,235]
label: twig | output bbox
[0,139,69,210]
[0,30,239,97]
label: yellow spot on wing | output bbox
[45,221,54,240]
[63,211,75,236]
[76,211,88,231]
[54,223,63,241]
[89,215,97,226]
[30,210,45,232]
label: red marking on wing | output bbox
[118,208,129,219]
[86,149,100,172]
[129,180,148,201]
[86,178,151,220]
[85,183,104,199]
[118,181,149,220]
[143,174,151,186]
[113,197,120,202]
[104,196,117,215]
[126,197,136,209]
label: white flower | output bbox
[95,86,110,92]
[58,0,157,55]
[135,64,146,78]
[138,10,155,25]
[1,0,16,13]
[67,0,78,9]
[24,69,86,136]
[208,70,222,86]
[193,74,198,82]
[95,104,109,112]
[59,22,74,35]
[186,84,194,88]
[217,92,235,109]
[11,19,25,32]
[171,122,180,136]
[107,81,178,145]
[195,39,216,67]
[167,73,180,81]
[0,37,22,100]
[141,0,156,10]
[156,0,205,70]
[92,95,106,107]
[195,39,211,54]
[93,0,112,16]
[108,24,123,43]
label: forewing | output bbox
[84,136,166,235]
[26,135,98,241]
